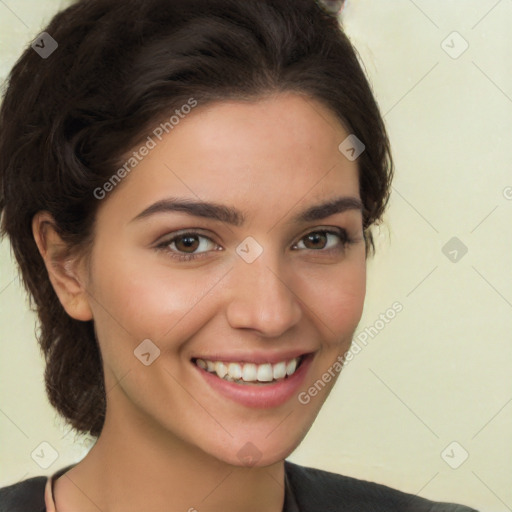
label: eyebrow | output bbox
[130,195,363,226]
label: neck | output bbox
[54,404,286,512]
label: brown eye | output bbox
[155,231,219,262]
[303,232,328,250]
[174,234,201,253]
[294,229,350,253]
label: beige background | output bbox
[1,1,511,510]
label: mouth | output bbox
[191,352,314,408]
[191,355,305,385]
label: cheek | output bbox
[295,256,366,338]
[87,248,223,351]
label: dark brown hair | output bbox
[0,0,393,436]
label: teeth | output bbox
[242,363,257,381]
[195,356,303,384]
[227,362,242,380]
[214,362,227,379]
[273,361,286,380]
[256,363,273,382]
[286,359,297,376]
[196,358,207,370]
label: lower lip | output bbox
[193,354,313,409]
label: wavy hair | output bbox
[0,0,393,436]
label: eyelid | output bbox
[296,225,345,239]
[155,227,216,244]
[155,229,220,251]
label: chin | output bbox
[214,447,289,469]
[203,425,311,469]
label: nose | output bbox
[225,254,302,338]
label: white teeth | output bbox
[286,359,297,376]
[195,356,303,384]
[273,361,287,380]
[242,363,257,382]
[214,361,228,379]
[227,362,242,380]
[256,363,274,382]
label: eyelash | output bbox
[154,228,357,262]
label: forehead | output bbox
[96,93,360,222]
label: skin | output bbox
[33,92,367,512]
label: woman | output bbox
[0,0,479,510]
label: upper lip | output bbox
[190,349,316,365]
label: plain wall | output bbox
[1,1,511,510]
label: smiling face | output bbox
[81,92,366,467]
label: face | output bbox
[82,92,366,467]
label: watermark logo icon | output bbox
[237,441,262,467]
[236,236,263,264]
[31,441,59,469]
[31,32,58,59]
[134,339,161,366]
[338,134,365,161]
[442,237,468,263]
[441,31,469,59]
[441,441,469,469]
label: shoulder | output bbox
[284,460,479,512]
[0,476,46,512]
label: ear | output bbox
[32,211,93,322]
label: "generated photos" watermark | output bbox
[93,98,198,200]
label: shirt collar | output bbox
[44,461,300,511]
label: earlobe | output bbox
[31,211,93,322]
